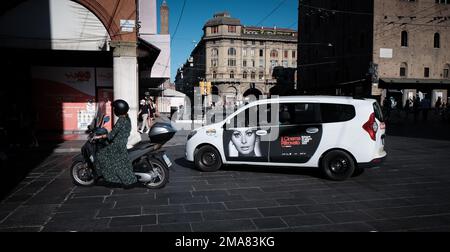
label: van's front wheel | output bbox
[320,150,355,181]
[195,145,222,172]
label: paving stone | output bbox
[290,222,377,232]
[282,214,331,227]
[277,197,316,206]
[258,206,302,217]
[252,217,288,229]
[0,226,42,232]
[367,215,450,232]
[168,196,208,205]
[142,223,192,232]
[43,218,110,232]
[109,215,157,227]
[203,209,262,221]
[225,200,279,210]
[191,219,256,232]
[92,226,142,232]
[207,194,245,203]
[0,204,58,227]
[298,203,345,214]
[323,210,375,223]
[142,205,185,215]
[97,207,142,218]
[184,203,226,212]
[158,212,202,224]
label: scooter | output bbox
[70,115,176,189]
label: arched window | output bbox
[270,50,278,58]
[444,64,450,79]
[401,31,408,47]
[243,71,248,79]
[434,33,440,48]
[230,71,235,79]
[400,62,408,77]
[212,71,217,79]
[211,48,218,57]
[228,48,236,56]
[251,71,256,80]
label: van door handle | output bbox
[306,127,319,134]
[256,130,268,136]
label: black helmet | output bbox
[112,99,129,116]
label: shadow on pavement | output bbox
[0,139,62,202]
[174,157,326,179]
[385,109,450,141]
[223,164,324,179]
[174,157,194,171]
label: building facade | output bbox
[374,0,450,108]
[176,12,298,106]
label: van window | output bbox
[229,104,267,128]
[320,103,356,123]
[279,103,320,125]
[373,102,385,122]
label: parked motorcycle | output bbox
[70,115,176,189]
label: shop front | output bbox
[379,78,450,109]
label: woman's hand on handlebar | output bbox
[93,135,107,140]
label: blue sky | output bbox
[156,0,299,82]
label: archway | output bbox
[243,88,263,98]
[243,88,263,105]
[269,86,280,97]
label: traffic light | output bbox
[199,81,205,95]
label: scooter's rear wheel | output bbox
[145,158,169,189]
[71,161,95,186]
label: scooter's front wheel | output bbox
[145,158,169,189]
[71,161,95,186]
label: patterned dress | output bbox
[95,116,137,185]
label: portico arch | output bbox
[74,0,136,42]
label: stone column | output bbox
[110,41,141,148]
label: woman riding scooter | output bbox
[94,99,138,188]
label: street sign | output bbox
[120,19,135,32]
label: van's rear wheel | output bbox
[320,150,355,181]
[195,145,222,172]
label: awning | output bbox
[162,88,186,97]
[379,78,450,89]
[137,37,160,76]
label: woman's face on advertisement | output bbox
[231,129,256,155]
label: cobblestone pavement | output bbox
[1,125,450,232]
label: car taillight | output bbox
[363,113,378,141]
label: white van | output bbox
[185,96,386,181]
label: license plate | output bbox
[163,154,172,167]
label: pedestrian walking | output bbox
[382,97,392,120]
[147,98,156,126]
[435,97,442,115]
[421,97,431,121]
[138,99,150,134]
[413,96,420,122]
[404,98,412,119]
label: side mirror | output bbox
[103,116,110,123]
